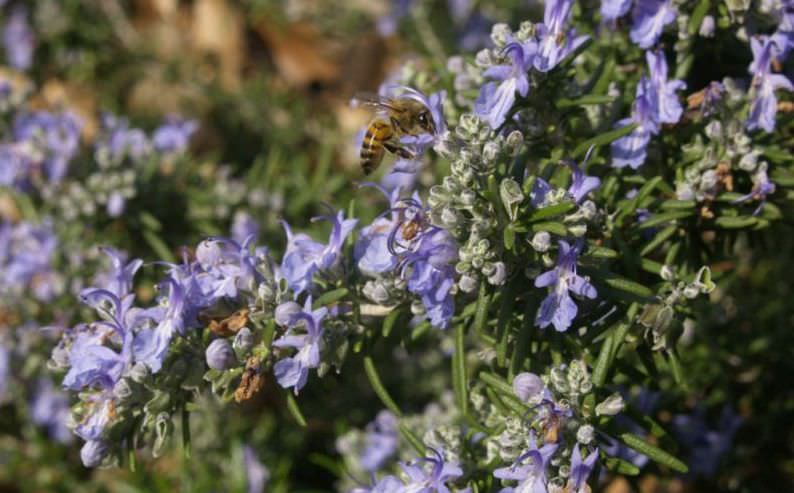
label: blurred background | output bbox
[0,1,793,492]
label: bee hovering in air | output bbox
[353,93,437,175]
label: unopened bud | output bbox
[595,393,625,416]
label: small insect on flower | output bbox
[352,91,437,175]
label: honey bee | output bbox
[354,93,436,175]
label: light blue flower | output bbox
[475,39,536,129]
[630,0,676,49]
[535,241,597,332]
[747,36,793,133]
[272,297,328,394]
[494,433,558,493]
[534,0,589,72]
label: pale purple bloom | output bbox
[612,51,684,169]
[281,210,357,295]
[747,37,793,133]
[630,0,676,49]
[206,338,237,370]
[80,439,109,468]
[732,167,776,215]
[98,113,149,163]
[0,220,60,301]
[601,0,632,22]
[31,378,73,444]
[565,153,600,203]
[232,211,260,245]
[13,110,82,183]
[152,116,197,153]
[94,247,142,299]
[699,15,715,37]
[0,342,8,402]
[350,475,403,493]
[476,39,536,129]
[647,50,686,125]
[3,6,34,71]
[494,433,557,493]
[535,241,597,332]
[399,450,463,493]
[512,372,545,402]
[566,446,599,493]
[361,410,399,472]
[272,297,328,394]
[535,0,589,72]
[377,0,412,37]
[243,445,270,493]
[672,406,742,478]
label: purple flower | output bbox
[132,277,190,373]
[80,439,109,468]
[281,210,357,295]
[566,446,599,493]
[30,378,73,444]
[747,36,793,133]
[377,0,412,37]
[672,406,742,478]
[232,211,260,245]
[611,51,684,169]
[512,372,545,402]
[601,0,633,22]
[94,247,142,299]
[535,0,589,72]
[732,167,776,215]
[399,450,463,493]
[0,220,60,301]
[272,297,328,394]
[647,50,686,125]
[97,113,149,163]
[13,111,82,183]
[494,433,557,493]
[535,241,597,332]
[476,39,536,129]
[206,338,237,370]
[3,6,34,71]
[152,116,197,153]
[565,152,600,203]
[243,445,270,493]
[0,341,8,402]
[350,475,403,493]
[630,0,676,49]
[360,410,399,472]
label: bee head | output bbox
[416,110,435,135]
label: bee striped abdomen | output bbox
[361,119,393,175]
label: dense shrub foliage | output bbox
[0,1,793,492]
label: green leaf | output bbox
[586,245,619,259]
[715,216,759,229]
[688,0,711,35]
[286,393,307,427]
[473,282,490,337]
[573,123,638,158]
[555,94,617,108]
[639,210,693,229]
[527,202,576,222]
[181,407,191,459]
[592,334,614,387]
[142,230,176,263]
[478,371,514,396]
[619,433,689,473]
[640,225,677,256]
[531,221,568,236]
[604,457,641,476]
[452,323,468,415]
[363,356,402,417]
[399,424,427,456]
[382,308,401,338]
[504,225,516,251]
[603,275,654,297]
[660,199,696,210]
[312,288,349,308]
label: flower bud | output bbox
[500,178,524,221]
[683,284,700,299]
[206,339,237,370]
[486,261,507,286]
[576,424,595,444]
[699,15,715,37]
[153,412,173,458]
[275,301,301,327]
[512,372,544,403]
[483,141,500,163]
[458,274,479,293]
[595,393,625,416]
[550,366,569,394]
[81,440,109,468]
[490,23,512,47]
[474,49,492,67]
[506,130,524,154]
[531,231,551,252]
[233,327,255,356]
[129,361,151,384]
[660,265,675,281]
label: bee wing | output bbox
[351,92,400,112]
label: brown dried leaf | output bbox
[208,308,250,337]
[255,21,340,87]
[234,357,265,403]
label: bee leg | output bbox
[383,142,415,160]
